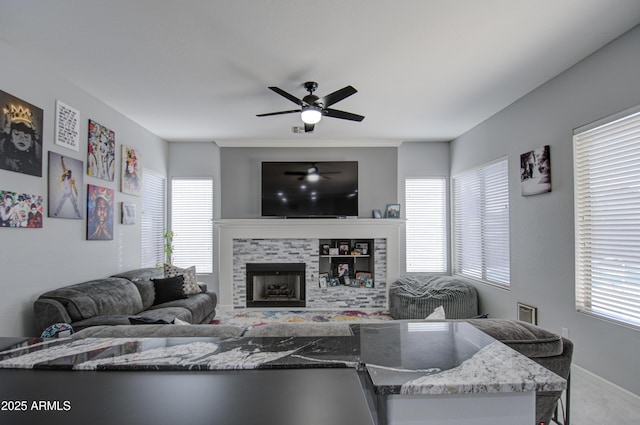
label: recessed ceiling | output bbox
[1,1,639,146]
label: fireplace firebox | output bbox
[246,263,306,308]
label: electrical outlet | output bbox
[561,327,569,338]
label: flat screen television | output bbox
[261,161,358,218]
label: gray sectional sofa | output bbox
[33,267,217,334]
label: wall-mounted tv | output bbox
[261,161,358,218]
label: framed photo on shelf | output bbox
[329,247,339,256]
[321,244,331,255]
[338,241,350,255]
[385,203,401,218]
[354,242,369,255]
[343,275,352,286]
[319,273,329,288]
[365,277,374,288]
[332,257,354,284]
[355,271,372,281]
[372,209,383,219]
[330,277,340,287]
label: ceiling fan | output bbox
[284,163,340,182]
[256,81,365,132]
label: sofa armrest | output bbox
[33,298,73,335]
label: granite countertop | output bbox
[0,322,566,396]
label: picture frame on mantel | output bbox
[385,203,401,218]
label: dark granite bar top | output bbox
[0,322,566,395]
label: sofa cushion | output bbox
[152,275,188,305]
[148,292,216,324]
[72,324,245,339]
[466,319,563,358]
[39,278,144,322]
[112,268,163,310]
[164,264,201,295]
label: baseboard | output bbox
[572,364,640,407]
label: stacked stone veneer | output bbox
[232,238,387,309]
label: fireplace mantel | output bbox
[215,219,405,309]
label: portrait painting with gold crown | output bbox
[121,145,141,195]
[0,90,44,177]
[87,184,114,240]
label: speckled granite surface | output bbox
[0,322,566,395]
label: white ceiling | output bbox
[1,1,640,146]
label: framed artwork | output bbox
[372,209,382,219]
[338,241,350,255]
[321,243,331,255]
[329,277,340,287]
[365,277,374,288]
[520,145,551,196]
[385,203,401,218]
[87,119,115,181]
[332,257,354,284]
[87,184,114,240]
[0,89,44,177]
[121,202,136,225]
[0,190,43,228]
[121,145,141,195]
[54,100,80,152]
[48,152,83,219]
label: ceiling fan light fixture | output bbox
[301,107,322,124]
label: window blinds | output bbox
[574,108,640,328]
[141,170,165,268]
[405,178,447,272]
[171,178,214,274]
[452,158,510,286]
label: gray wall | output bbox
[0,40,169,336]
[397,142,450,274]
[450,25,640,395]
[219,147,398,218]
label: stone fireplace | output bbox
[246,263,306,308]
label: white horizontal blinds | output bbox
[452,158,510,286]
[574,109,640,328]
[171,179,214,273]
[141,170,165,268]
[405,178,447,272]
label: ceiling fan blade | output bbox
[304,123,315,133]
[256,109,301,117]
[323,108,365,122]
[322,86,357,107]
[269,87,304,106]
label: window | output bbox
[452,158,510,286]
[574,106,640,329]
[405,178,447,273]
[171,178,214,273]
[141,170,165,268]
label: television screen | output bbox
[261,161,358,218]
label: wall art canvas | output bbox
[0,89,43,177]
[87,119,115,181]
[121,145,141,195]
[54,100,80,151]
[48,152,83,219]
[121,202,136,225]
[0,189,44,228]
[87,184,114,240]
[520,145,551,196]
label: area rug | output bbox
[211,310,393,327]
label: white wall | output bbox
[0,40,168,336]
[450,25,640,395]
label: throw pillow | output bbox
[425,305,446,320]
[151,275,188,305]
[164,264,201,295]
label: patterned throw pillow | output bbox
[164,264,201,295]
